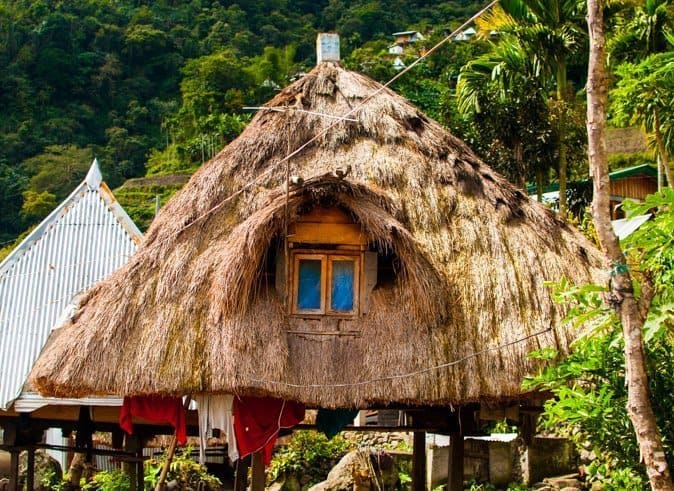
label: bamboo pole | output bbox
[154,397,192,491]
[154,434,178,491]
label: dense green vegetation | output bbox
[0,0,484,244]
[524,189,674,488]
[3,1,671,244]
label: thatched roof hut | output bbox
[30,61,606,409]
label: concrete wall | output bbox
[521,437,577,485]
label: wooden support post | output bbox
[447,431,464,491]
[8,449,19,490]
[123,434,142,491]
[27,447,36,491]
[136,450,144,491]
[234,455,251,491]
[250,451,265,491]
[412,431,426,491]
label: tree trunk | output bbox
[586,2,674,490]
[557,62,568,216]
[513,139,526,189]
[68,453,86,488]
[653,107,674,188]
[536,167,544,202]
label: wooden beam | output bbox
[412,431,426,491]
[447,431,464,491]
[234,455,251,491]
[250,452,265,491]
[290,222,366,245]
[26,447,35,491]
[8,450,19,490]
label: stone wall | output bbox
[341,431,412,449]
[520,437,578,485]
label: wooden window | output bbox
[295,254,326,313]
[292,252,360,316]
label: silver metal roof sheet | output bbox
[0,160,142,410]
[611,213,652,240]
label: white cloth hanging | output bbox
[195,394,239,464]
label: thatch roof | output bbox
[30,62,606,408]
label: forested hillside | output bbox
[1,0,670,246]
[0,0,482,243]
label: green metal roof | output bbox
[607,163,658,180]
[526,164,658,195]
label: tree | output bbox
[456,35,556,190]
[22,144,94,201]
[586,0,673,488]
[0,163,28,241]
[611,48,674,188]
[178,50,253,134]
[609,0,673,63]
[20,190,56,222]
[478,0,586,214]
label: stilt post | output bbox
[8,449,20,490]
[27,447,36,491]
[412,431,426,491]
[447,431,464,491]
[234,455,251,491]
[251,451,265,491]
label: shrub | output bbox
[267,431,353,487]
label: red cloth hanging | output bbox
[119,395,187,445]
[233,396,305,464]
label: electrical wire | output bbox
[248,327,552,388]
[121,0,499,262]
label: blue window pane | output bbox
[298,259,322,310]
[331,260,354,311]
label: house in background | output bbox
[606,164,659,217]
[387,30,427,67]
[454,26,477,41]
[392,30,425,45]
[530,163,661,219]
[387,44,404,55]
[0,159,142,477]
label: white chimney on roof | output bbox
[317,33,340,64]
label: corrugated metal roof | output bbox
[612,213,652,240]
[0,160,142,410]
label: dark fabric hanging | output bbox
[316,408,359,439]
[75,406,95,462]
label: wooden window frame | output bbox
[327,254,360,315]
[290,250,361,317]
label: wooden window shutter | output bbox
[360,251,378,314]
[275,244,287,302]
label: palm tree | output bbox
[611,46,674,187]
[457,34,555,194]
[474,0,585,214]
[608,0,674,188]
[609,0,673,63]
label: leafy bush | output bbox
[81,469,130,490]
[144,448,222,491]
[267,430,353,487]
[525,198,674,490]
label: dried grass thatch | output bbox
[30,62,606,408]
